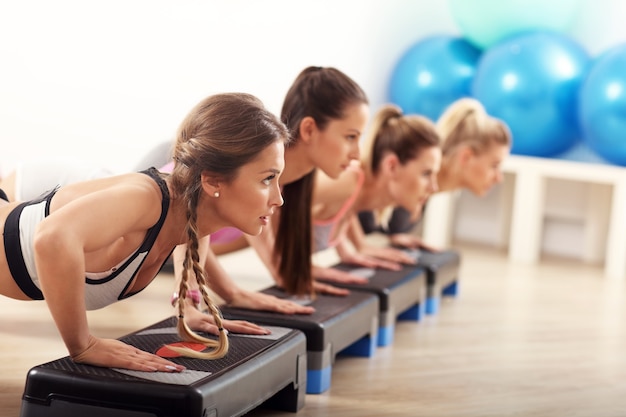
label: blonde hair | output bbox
[167,93,289,359]
[437,97,511,157]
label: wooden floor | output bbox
[3,242,626,417]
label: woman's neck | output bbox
[281,143,316,185]
[437,164,460,193]
[160,197,193,245]
[167,190,221,243]
[353,171,393,213]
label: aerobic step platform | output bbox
[20,316,306,417]
[416,249,461,315]
[221,286,379,395]
[325,258,427,347]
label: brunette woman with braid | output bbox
[169,66,372,328]
[0,92,289,371]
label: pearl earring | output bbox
[213,191,220,197]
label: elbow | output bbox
[33,223,72,261]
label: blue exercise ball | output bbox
[448,0,583,50]
[472,30,590,157]
[579,44,626,166]
[389,35,481,121]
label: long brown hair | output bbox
[362,104,440,175]
[168,93,289,358]
[275,66,368,296]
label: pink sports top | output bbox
[313,165,364,252]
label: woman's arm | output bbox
[345,212,368,252]
[341,214,416,268]
[243,225,282,285]
[172,239,314,330]
[34,180,184,371]
[172,242,278,335]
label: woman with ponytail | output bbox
[0,66,371,336]
[356,97,512,251]
[0,92,289,370]
[271,66,370,296]
[310,104,442,281]
[168,66,370,332]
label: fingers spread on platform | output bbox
[71,337,186,372]
[228,289,316,315]
[313,280,350,296]
[221,319,271,335]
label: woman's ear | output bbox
[457,145,475,166]
[200,171,221,197]
[299,116,317,144]
[380,153,400,178]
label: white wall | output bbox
[0,0,459,174]
[1,0,626,258]
[1,0,624,173]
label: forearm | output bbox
[201,245,242,303]
[173,239,241,304]
[346,213,367,252]
[335,236,355,262]
[245,228,282,285]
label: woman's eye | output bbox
[263,175,276,186]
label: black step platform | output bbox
[20,316,307,417]
[416,249,462,314]
[323,261,427,347]
[220,286,379,394]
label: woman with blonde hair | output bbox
[357,97,512,251]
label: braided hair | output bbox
[167,93,289,358]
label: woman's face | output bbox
[213,141,285,236]
[463,143,510,196]
[309,102,368,179]
[390,146,441,218]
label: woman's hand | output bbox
[359,244,418,267]
[71,335,186,372]
[313,265,369,285]
[389,233,441,252]
[312,280,350,296]
[227,288,315,315]
[340,249,404,271]
[181,303,273,335]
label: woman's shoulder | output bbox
[41,172,165,235]
[314,161,362,202]
[55,171,165,209]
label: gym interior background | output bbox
[2,0,626,261]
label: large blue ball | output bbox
[472,31,590,157]
[389,35,481,121]
[579,44,626,166]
